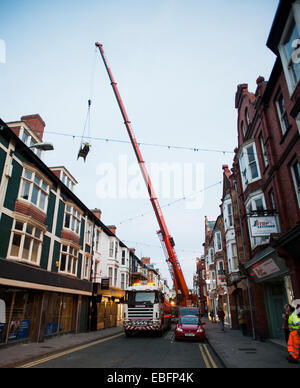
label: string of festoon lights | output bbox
[44,130,235,155]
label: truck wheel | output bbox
[125,331,133,337]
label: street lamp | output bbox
[10,142,54,157]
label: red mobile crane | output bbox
[95,42,196,306]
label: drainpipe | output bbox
[233,177,256,340]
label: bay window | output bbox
[239,142,260,190]
[9,220,43,265]
[20,168,49,212]
[64,205,81,235]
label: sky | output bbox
[0,0,279,288]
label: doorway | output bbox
[264,280,287,340]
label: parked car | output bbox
[175,315,205,341]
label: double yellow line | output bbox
[17,333,124,368]
[199,344,217,368]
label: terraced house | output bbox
[0,114,134,344]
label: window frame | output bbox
[278,3,300,96]
[239,142,261,190]
[291,159,300,209]
[19,167,50,213]
[8,219,44,266]
[59,244,79,276]
[275,92,291,136]
[63,204,82,236]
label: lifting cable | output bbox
[77,48,98,161]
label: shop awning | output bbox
[244,246,289,283]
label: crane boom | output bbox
[95,42,190,304]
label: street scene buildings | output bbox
[198,0,300,343]
[0,0,300,370]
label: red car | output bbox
[175,315,205,341]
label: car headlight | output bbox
[176,327,184,332]
[197,328,204,333]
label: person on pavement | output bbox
[286,300,300,364]
[217,308,225,332]
[282,304,293,343]
[238,308,247,336]
[210,310,215,323]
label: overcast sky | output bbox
[0,0,279,288]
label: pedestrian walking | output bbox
[209,310,215,323]
[238,308,247,336]
[286,299,300,364]
[282,304,292,343]
[288,300,300,333]
[217,307,225,332]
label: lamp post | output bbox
[9,142,54,157]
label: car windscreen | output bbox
[126,291,158,304]
[179,308,199,316]
[179,316,199,325]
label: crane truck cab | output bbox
[123,282,171,337]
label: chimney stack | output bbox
[21,114,45,140]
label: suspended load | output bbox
[77,99,92,162]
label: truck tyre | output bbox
[125,331,133,337]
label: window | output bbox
[86,222,93,245]
[20,128,42,158]
[275,92,290,136]
[239,142,260,189]
[108,267,113,286]
[214,232,222,252]
[109,241,114,258]
[122,250,126,266]
[9,220,43,264]
[269,189,277,211]
[61,171,74,191]
[279,11,300,94]
[227,203,233,227]
[64,205,81,235]
[115,241,118,260]
[208,248,214,264]
[121,273,125,290]
[114,268,118,287]
[231,243,239,271]
[20,168,49,212]
[259,134,269,168]
[95,229,101,252]
[241,121,246,137]
[83,256,91,279]
[291,160,300,208]
[59,245,78,275]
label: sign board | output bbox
[100,278,110,290]
[251,258,280,280]
[249,217,279,237]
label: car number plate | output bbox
[185,333,195,337]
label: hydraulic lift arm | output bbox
[95,42,190,304]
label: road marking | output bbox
[199,344,211,368]
[17,332,124,368]
[203,344,218,368]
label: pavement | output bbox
[0,326,123,368]
[0,319,299,368]
[203,318,300,369]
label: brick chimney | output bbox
[141,257,151,265]
[21,114,45,140]
[107,225,117,235]
[91,208,102,220]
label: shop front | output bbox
[244,247,291,340]
[91,283,125,331]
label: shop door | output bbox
[265,282,287,340]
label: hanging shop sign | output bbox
[249,216,279,237]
